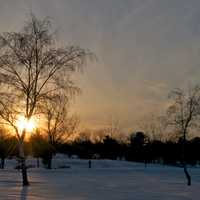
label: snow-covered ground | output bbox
[0,157,200,200]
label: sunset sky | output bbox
[0,0,200,131]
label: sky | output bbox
[0,0,200,131]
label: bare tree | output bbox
[103,116,127,142]
[106,118,121,138]
[42,93,80,169]
[0,14,91,186]
[167,85,200,186]
[138,114,167,142]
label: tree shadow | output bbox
[20,186,29,200]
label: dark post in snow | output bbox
[89,160,91,168]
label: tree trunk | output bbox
[1,158,5,169]
[184,164,191,186]
[21,157,29,186]
[47,156,52,169]
[19,141,29,186]
[182,131,191,186]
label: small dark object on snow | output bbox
[89,160,91,168]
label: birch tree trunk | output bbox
[19,136,29,186]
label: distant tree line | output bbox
[1,130,200,170]
[58,132,200,166]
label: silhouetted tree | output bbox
[42,94,79,168]
[138,114,167,141]
[128,132,148,162]
[167,85,200,186]
[30,130,55,169]
[101,135,121,160]
[0,14,91,185]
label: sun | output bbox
[16,115,36,132]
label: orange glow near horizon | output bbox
[16,115,36,133]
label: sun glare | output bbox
[16,116,36,133]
